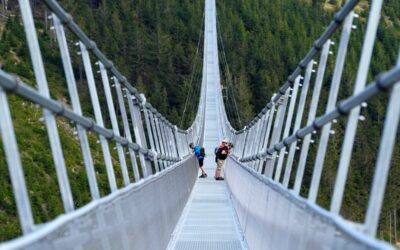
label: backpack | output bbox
[200,147,206,157]
[214,147,220,156]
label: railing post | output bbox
[243,127,252,159]
[19,0,74,212]
[170,125,179,159]
[257,103,275,173]
[185,131,191,156]
[141,101,160,172]
[274,77,300,182]
[282,62,314,188]
[266,90,290,177]
[127,95,151,177]
[155,114,168,166]
[80,42,117,192]
[330,0,383,213]
[148,110,164,169]
[253,112,268,168]
[161,119,172,162]
[364,63,400,236]
[114,82,141,181]
[53,15,99,199]
[307,12,354,204]
[249,119,261,169]
[98,62,130,186]
[173,126,182,160]
[294,40,332,195]
[162,120,173,160]
[0,86,34,234]
[240,128,249,159]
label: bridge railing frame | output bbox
[0,0,206,240]
[222,0,400,242]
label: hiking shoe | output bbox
[199,174,207,178]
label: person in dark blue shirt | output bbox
[189,143,208,178]
[214,139,230,180]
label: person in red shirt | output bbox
[214,139,230,180]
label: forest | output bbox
[0,0,399,245]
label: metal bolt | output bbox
[352,25,357,30]
[361,102,368,108]
[359,115,366,121]
[353,13,359,18]
[310,140,315,144]
[333,119,338,123]
[330,130,335,135]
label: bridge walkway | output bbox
[167,0,246,247]
[167,156,247,250]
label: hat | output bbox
[222,138,228,143]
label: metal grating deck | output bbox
[167,167,247,250]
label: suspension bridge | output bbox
[0,0,399,249]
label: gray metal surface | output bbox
[168,172,246,250]
[225,157,395,250]
[0,156,198,250]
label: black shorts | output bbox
[198,158,204,167]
